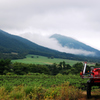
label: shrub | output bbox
[24,86,34,95]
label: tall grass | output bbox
[0,82,83,100]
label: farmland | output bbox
[0,74,100,100]
[0,55,98,99]
[0,74,87,100]
[0,74,87,89]
[12,54,95,66]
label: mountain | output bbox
[50,34,100,57]
[0,29,80,60]
[1,30,100,62]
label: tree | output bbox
[51,56,54,59]
[12,62,29,75]
[0,59,11,75]
[37,56,39,58]
[50,63,59,75]
[72,62,83,74]
[66,64,71,69]
[31,56,34,58]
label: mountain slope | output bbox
[1,30,100,62]
[0,30,35,54]
[50,34,100,57]
[0,30,79,60]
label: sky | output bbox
[0,0,100,55]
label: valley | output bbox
[1,29,100,63]
[12,54,95,66]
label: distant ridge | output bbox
[50,34,100,57]
[0,30,79,60]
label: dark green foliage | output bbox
[50,63,59,75]
[12,63,29,75]
[29,64,50,74]
[47,62,72,75]
[0,53,26,60]
[0,59,94,76]
[72,62,83,74]
[66,64,71,69]
[0,59,11,74]
[95,63,100,68]
[0,59,50,75]
[12,63,50,75]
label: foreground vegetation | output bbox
[0,74,86,100]
[0,58,100,99]
[0,81,83,100]
[0,74,100,100]
[0,74,88,89]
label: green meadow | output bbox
[12,54,81,66]
[12,54,95,66]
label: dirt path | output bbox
[79,91,100,100]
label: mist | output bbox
[20,32,95,56]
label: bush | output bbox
[24,86,34,95]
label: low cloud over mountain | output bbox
[20,33,96,56]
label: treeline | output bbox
[0,53,27,60]
[0,59,50,75]
[1,51,100,63]
[47,61,91,75]
[0,59,98,75]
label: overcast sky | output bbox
[0,0,100,55]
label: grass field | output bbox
[0,74,99,100]
[12,54,82,66]
[0,74,87,100]
[12,54,95,66]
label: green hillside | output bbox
[0,29,77,60]
[1,29,100,63]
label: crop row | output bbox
[0,74,88,90]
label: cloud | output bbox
[59,46,95,56]
[0,0,100,31]
[20,32,95,56]
[0,0,100,50]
